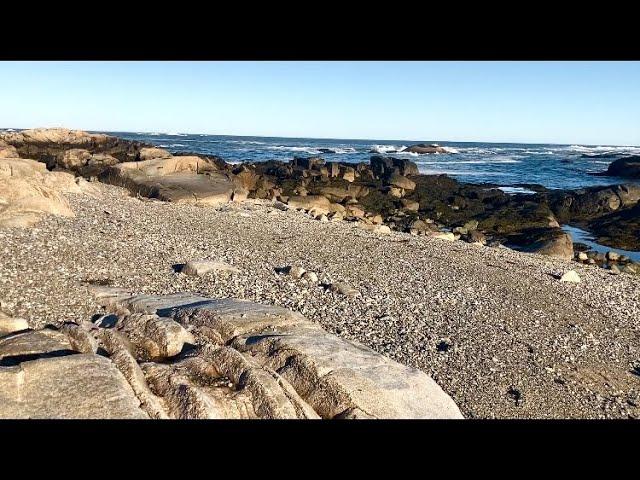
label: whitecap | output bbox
[497,186,536,195]
[370,144,406,154]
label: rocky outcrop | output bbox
[100,156,238,206]
[402,143,449,154]
[0,140,19,158]
[0,128,150,172]
[0,287,463,419]
[99,290,463,419]
[370,155,420,178]
[0,157,90,228]
[594,156,640,178]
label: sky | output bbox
[1,61,639,145]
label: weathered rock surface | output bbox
[0,353,148,419]
[101,156,237,205]
[595,155,640,178]
[89,291,463,419]
[0,140,19,158]
[516,228,574,261]
[402,143,449,154]
[182,260,241,276]
[0,157,87,227]
[0,311,29,337]
[0,128,149,172]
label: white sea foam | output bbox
[370,145,406,154]
[497,186,537,195]
[440,146,459,154]
[159,143,187,148]
[569,144,640,154]
[418,168,509,176]
[266,145,322,154]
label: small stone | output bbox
[577,252,588,261]
[329,282,358,297]
[182,260,241,276]
[302,271,319,283]
[606,251,620,262]
[559,270,581,283]
[429,232,456,241]
[609,264,621,275]
[289,266,306,279]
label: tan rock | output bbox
[0,140,19,158]
[102,156,234,206]
[401,198,420,211]
[139,147,172,161]
[559,270,580,283]
[388,173,416,190]
[286,195,331,215]
[0,158,79,228]
[0,353,147,419]
[0,311,29,337]
[182,260,241,276]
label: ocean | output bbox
[104,131,640,191]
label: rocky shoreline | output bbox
[2,128,640,419]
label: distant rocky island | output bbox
[1,128,640,419]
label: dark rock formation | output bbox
[593,155,640,178]
[402,144,449,154]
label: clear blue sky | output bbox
[1,61,639,145]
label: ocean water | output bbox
[104,131,640,191]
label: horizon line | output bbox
[2,126,639,148]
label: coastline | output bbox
[2,128,640,419]
[2,181,639,418]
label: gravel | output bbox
[2,182,640,419]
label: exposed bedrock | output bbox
[0,128,150,173]
[0,291,463,419]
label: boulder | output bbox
[341,166,356,183]
[139,147,172,161]
[370,156,419,178]
[59,148,92,169]
[286,195,332,215]
[101,156,235,206]
[400,198,420,211]
[597,156,640,178]
[0,329,73,362]
[0,157,83,228]
[402,144,449,154]
[0,140,19,158]
[113,313,195,361]
[521,229,574,261]
[291,157,325,170]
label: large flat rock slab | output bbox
[0,329,73,364]
[0,353,147,419]
[99,292,463,419]
[101,156,236,206]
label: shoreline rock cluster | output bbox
[2,128,640,274]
